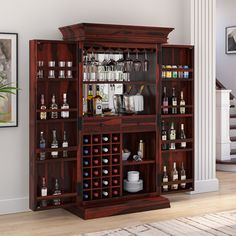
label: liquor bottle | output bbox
[102,191,109,197]
[102,147,109,153]
[50,94,58,119]
[180,162,186,189]
[53,179,61,206]
[40,94,47,120]
[180,124,186,148]
[61,93,69,118]
[87,84,94,116]
[102,158,109,164]
[161,121,168,150]
[39,131,46,160]
[40,177,47,207]
[179,91,186,114]
[83,181,90,189]
[83,97,87,116]
[102,180,109,186]
[62,131,68,158]
[171,88,177,114]
[93,85,103,115]
[171,162,178,190]
[51,130,58,158]
[169,122,176,150]
[102,169,109,175]
[162,87,169,114]
[162,166,169,192]
[102,136,109,142]
[138,140,144,159]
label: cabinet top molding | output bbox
[59,23,174,44]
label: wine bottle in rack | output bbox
[62,131,68,158]
[161,121,168,150]
[102,169,109,175]
[83,193,89,200]
[162,87,169,114]
[61,93,69,118]
[50,94,58,119]
[102,147,109,153]
[179,91,186,114]
[171,88,177,114]
[102,158,109,164]
[83,159,90,166]
[169,122,176,150]
[93,159,99,165]
[180,124,186,148]
[53,179,61,206]
[93,147,99,154]
[39,131,46,160]
[112,157,119,164]
[171,162,178,190]
[112,135,119,142]
[93,85,103,115]
[93,136,99,143]
[180,162,186,189]
[93,180,100,187]
[112,146,119,153]
[40,94,47,120]
[40,177,47,207]
[162,166,169,192]
[83,148,89,155]
[87,85,94,116]
[83,137,89,144]
[102,191,109,197]
[93,169,100,177]
[112,168,119,175]
[83,181,90,189]
[112,190,119,196]
[112,179,119,185]
[102,180,109,186]
[51,130,58,158]
[93,192,100,198]
[83,170,90,177]
[102,136,109,142]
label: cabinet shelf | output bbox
[82,80,155,85]
[161,138,193,144]
[36,146,77,153]
[161,68,193,72]
[161,178,193,186]
[37,78,77,82]
[36,203,75,211]
[37,157,77,163]
[162,188,193,194]
[36,108,78,112]
[37,66,77,71]
[123,160,155,166]
[161,78,193,82]
[161,114,193,118]
[83,114,156,121]
[36,118,77,123]
[161,148,193,153]
[37,192,77,201]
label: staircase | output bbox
[216,79,236,171]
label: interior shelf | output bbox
[37,192,77,200]
[123,160,155,166]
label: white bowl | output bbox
[127,171,139,182]
[122,152,131,161]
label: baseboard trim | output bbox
[189,178,219,194]
[0,197,30,215]
[216,164,236,172]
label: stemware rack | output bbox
[30,23,194,219]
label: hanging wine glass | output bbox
[133,51,142,72]
[124,50,133,72]
[143,50,149,72]
[116,51,125,72]
[108,52,116,71]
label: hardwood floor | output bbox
[1,171,236,236]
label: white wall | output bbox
[0,0,190,214]
[216,0,236,95]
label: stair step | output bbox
[230,125,236,130]
[231,137,236,141]
[231,149,236,155]
[231,115,236,118]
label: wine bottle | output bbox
[53,179,61,206]
[171,88,177,114]
[171,162,178,190]
[51,130,58,158]
[102,136,109,142]
[112,157,119,164]
[93,85,103,115]
[102,147,109,153]
[93,148,99,154]
[87,85,94,116]
[113,190,119,196]
[83,181,89,188]
[102,180,109,186]
[93,159,99,165]
[40,94,47,120]
[93,170,99,176]
[93,181,99,187]
[102,191,109,197]
[180,124,186,148]
[162,87,169,114]
[83,193,89,200]
[62,131,68,158]
[83,171,89,177]
[102,169,109,175]
[39,131,46,161]
[102,158,109,164]
[61,93,69,118]
[179,91,186,114]
[112,179,119,185]
[112,147,118,153]
[161,121,168,150]
[93,136,99,143]
[83,137,89,144]
[50,94,58,119]
[112,168,119,174]
[40,177,47,207]
[180,162,186,189]
[162,166,169,192]
[83,160,90,166]
[93,192,99,198]
[83,148,89,155]
[169,122,176,150]
[112,135,119,142]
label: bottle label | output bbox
[181,175,186,188]
[180,107,185,114]
[172,174,178,189]
[170,131,176,140]
[62,142,68,148]
[172,101,177,106]
[41,188,47,197]
[181,142,186,148]
[162,135,167,141]
[95,101,102,115]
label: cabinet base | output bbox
[67,196,170,219]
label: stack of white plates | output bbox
[124,171,143,193]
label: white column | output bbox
[216,90,231,161]
[190,0,219,193]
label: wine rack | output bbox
[82,133,122,201]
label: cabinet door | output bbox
[29,40,79,210]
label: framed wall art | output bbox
[226,26,236,54]
[0,33,18,127]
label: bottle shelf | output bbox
[161,68,193,72]
[36,108,78,113]
[37,192,77,200]
[161,114,193,118]
[161,78,193,82]
[161,148,193,153]
[83,114,156,121]
[37,66,77,71]
[36,118,77,123]
[82,80,155,85]
[161,178,193,186]
[36,202,75,211]
[123,160,155,166]
[162,188,193,194]
[161,138,193,144]
[36,146,77,153]
[37,157,77,163]
[37,78,77,82]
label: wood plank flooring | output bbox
[1,171,236,236]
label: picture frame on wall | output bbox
[0,33,18,127]
[226,26,236,54]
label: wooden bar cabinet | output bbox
[29,23,194,219]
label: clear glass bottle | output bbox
[171,162,178,190]
[51,130,58,158]
[40,177,47,207]
[180,123,186,148]
[169,122,176,150]
[179,91,186,114]
[40,94,47,120]
[50,94,58,119]
[162,165,169,192]
[39,131,46,160]
[62,131,68,158]
[53,179,61,206]
[93,85,103,115]
[161,120,168,150]
[171,88,177,114]
[61,93,69,118]
[87,85,94,116]
[162,87,169,114]
[180,162,186,189]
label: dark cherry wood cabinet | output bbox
[29,23,194,219]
